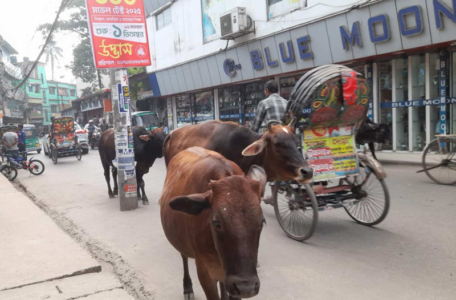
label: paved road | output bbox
[15,149,456,300]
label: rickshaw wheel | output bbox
[52,148,58,165]
[343,167,390,226]
[1,165,18,181]
[273,182,319,241]
[75,146,82,161]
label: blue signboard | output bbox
[439,51,447,135]
[367,63,373,120]
[380,98,456,109]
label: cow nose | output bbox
[299,166,313,180]
[226,275,260,298]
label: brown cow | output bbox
[163,120,313,184]
[160,147,267,300]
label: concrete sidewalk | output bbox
[0,175,134,299]
[376,151,422,165]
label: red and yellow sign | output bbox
[303,126,359,181]
[85,0,151,68]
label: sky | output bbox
[0,0,81,84]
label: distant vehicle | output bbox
[23,124,41,153]
[131,111,159,131]
[43,121,89,155]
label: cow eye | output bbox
[212,219,222,230]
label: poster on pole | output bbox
[85,0,151,69]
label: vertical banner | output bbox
[439,51,447,135]
[366,63,373,121]
[85,0,151,69]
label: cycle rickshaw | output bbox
[49,117,82,164]
[270,65,390,241]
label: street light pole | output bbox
[110,68,138,211]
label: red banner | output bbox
[85,0,151,69]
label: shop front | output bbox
[150,0,456,155]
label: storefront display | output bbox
[243,81,266,126]
[176,94,192,128]
[280,74,303,99]
[218,87,241,124]
[395,58,409,151]
[194,91,214,124]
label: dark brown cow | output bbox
[164,120,313,183]
[160,147,267,300]
[98,126,166,204]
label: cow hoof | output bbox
[142,200,150,205]
[184,293,194,300]
[109,194,115,199]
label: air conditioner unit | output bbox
[220,7,254,40]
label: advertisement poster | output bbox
[125,183,137,198]
[303,126,359,181]
[268,0,301,20]
[201,0,226,43]
[85,0,151,68]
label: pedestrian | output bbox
[92,115,100,127]
[17,124,26,153]
[250,80,288,132]
[2,127,19,161]
[100,118,109,133]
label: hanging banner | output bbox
[439,51,447,135]
[366,63,373,120]
[85,0,151,69]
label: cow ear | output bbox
[247,165,267,197]
[140,135,150,141]
[242,139,266,156]
[169,192,211,215]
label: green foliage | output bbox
[38,0,106,88]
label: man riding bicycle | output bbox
[84,120,98,141]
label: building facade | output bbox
[16,61,78,126]
[142,0,456,154]
[0,36,26,126]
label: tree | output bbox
[38,0,105,89]
[43,39,63,81]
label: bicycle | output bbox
[0,164,18,181]
[5,151,45,177]
[418,135,456,185]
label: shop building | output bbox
[0,37,26,126]
[144,0,456,153]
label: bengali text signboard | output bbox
[303,126,359,181]
[85,0,151,69]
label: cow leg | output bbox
[136,172,149,205]
[368,142,377,160]
[220,282,240,300]
[196,260,220,300]
[103,162,114,198]
[112,166,118,196]
[182,255,194,300]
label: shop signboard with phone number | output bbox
[85,0,151,69]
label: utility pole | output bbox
[110,68,138,211]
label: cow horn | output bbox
[267,120,282,132]
[288,117,297,128]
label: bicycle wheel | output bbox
[75,146,82,161]
[29,160,45,175]
[273,182,319,241]
[1,165,18,181]
[343,167,390,226]
[52,148,58,165]
[422,138,456,185]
